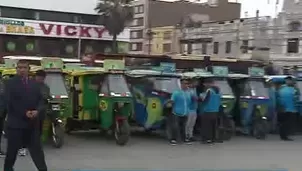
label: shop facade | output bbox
[0,17,130,58]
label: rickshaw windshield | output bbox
[214,79,233,96]
[248,80,269,97]
[107,74,132,95]
[44,73,68,96]
[152,77,180,93]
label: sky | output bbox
[0,0,285,17]
[239,0,284,17]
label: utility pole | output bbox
[77,18,82,59]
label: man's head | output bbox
[180,79,189,90]
[16,60,30,77]
[285,76,295,86]
[35,70,46,83]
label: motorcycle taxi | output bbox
[228,68,269,139]
[125,62,181,131]
[65,59,133,145]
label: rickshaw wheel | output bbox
[217,115,235,141]
[252,115,269,140]
[114,120,130,146]
[52,125,64,148]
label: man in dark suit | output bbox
[4,60,47,171]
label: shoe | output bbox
[169,139,177,145]
[0,151,6,157]
[281,137,294,141]
[18,148,27,156]
[214,139,224,143]
[184,138,193,145]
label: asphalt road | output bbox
[0,131,300,171]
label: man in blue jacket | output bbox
[167,78,192,145]
[199,78,221,144]
[4,60,47,171]
[277,76,297,141]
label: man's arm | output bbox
[37,84,50,116]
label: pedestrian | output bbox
[199,78,221,144]
[35,70,50,135]
[0,73,7,157]
[184,80,198,144]
[167,78,192,145]
[276,76,298,141]
[4,60,47,171]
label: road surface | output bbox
[0,131,300,171]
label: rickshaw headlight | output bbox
[222,104,227,108]
[52,104,60,111]
[256,105,261,109]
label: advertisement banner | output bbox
[0,17,130,42]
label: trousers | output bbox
[200,113,217,141]
[166,114,187,141]
[4,128,47,171]
[278,112,294,139]
[185,113,197,138]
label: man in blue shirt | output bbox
[277,76,297,141]
[167,79,192,145]
[199,78,221,144]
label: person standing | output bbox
[4,60,47,171]
[199,78,221,144]
[184,80,198,144]
[167,79,192,145]
[277,76,298,141]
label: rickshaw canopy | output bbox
[265,75,296,83]
[126,69,181,78]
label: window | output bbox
[81,15,100,25]
[44,73,68,96]
[213,42,219,54]
[39,11,73,23]
[163,31,172,40]
[163,43,171,53]
[132,17,144,26]
[152,77,180,93]
[213,79,233,96]
[130,43,143,51]
[130,30,143,39]
[202,43,207,54]
[241,40,249,53]
[101,74,131,95]
[134,5,144,14]
[225,41,232,53]
[287,38,299,53]
[0,7,35,20]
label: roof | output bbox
[126,69,181,77]
[228,73,250,79]
[2,56,103,63]
[182,71,214,78]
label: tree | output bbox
[95,0,134,53]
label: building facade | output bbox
[130,0,241,54]
[179,0,302,66]
[0,1,130,58]
[149,26,180,55]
